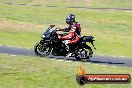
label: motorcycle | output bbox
[34,25,96,61]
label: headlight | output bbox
[42,35,45,38]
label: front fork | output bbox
[40,40,52,53]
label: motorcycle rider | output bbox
[57,14,81,57]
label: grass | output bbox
[0,0,132,8]
[0,54,132,88]
[0,0,88,7]
[0,0,32,4]
[0,29,40,48]
[0,4,132,57]
[0,19,42,48]
[91,0,132,8]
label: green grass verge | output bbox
[0,0,32,4]
[0,27,41,48]
[0,0,87,6]
[91,0,132,8]
[0,54,132,88]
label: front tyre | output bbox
[34,42,50,57]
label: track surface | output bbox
[0,45,132,67]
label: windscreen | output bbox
[43,26,54,38]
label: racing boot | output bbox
[65,45,72,57]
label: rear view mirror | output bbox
[50,25,55,28]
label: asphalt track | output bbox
[0,45,132,68]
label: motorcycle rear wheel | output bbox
[75,47,93,62]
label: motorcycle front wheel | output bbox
[34,42,50,57]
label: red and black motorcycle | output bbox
[34,25,96,61]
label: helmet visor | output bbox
[66,16,70,24]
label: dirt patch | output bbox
[0,19,103,35]
[0,64,12,69]
[83,0,92,3]
[0,20,43,32]
[32,0,53,4]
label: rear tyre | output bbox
[75,47,93,62]
[75,56,81,61]
[86,47,93,60]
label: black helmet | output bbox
[66,14,75,24]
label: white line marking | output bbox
[10,55,17,57]
[95,64,117,67]
[50,59,55,60]
[17,46,22,48]
[125,11,132,12]
[0,53,9,56]
[26,48,31,50]
[57,60,64,62]
[66,61,72,63]
[112,56,116,57]
[0,53,131,68]
[7,45,13,47]
[58,60,63,61]
[94,63,131,69]
[0,45,32,49]
[96,54,129,58]
[99,55,104,56]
